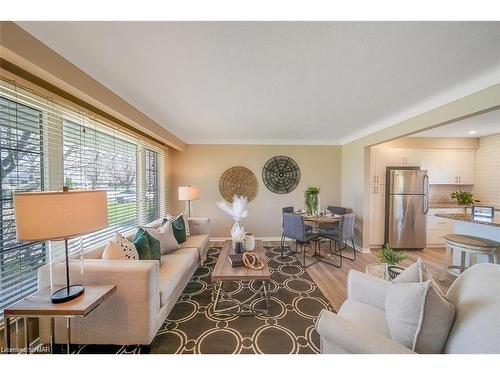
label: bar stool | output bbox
[439,234,499,281]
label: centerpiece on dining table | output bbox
[304,186,321,216]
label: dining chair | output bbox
[318,206,348,233]
[282,206,312,232]
[319,212,356,262]
[282,213,319,267]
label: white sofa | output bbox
[316,263,500,354]
[38,217,210,346]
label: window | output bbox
[0,79,166,319]
[0,96,46,316]
[63,119,140,253]
[143,149,160,223]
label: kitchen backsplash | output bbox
[474,134,500,208]
[429,185,473,203]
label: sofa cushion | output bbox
[159,252,198,307]
[385,280,455,353]
[101,233,139,260]
[143,221,179,255]
[133,229,161,262]
[163,214,188,243]
[338,299,390,337]
[392,257,425,283]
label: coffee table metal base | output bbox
[212,280,270,316]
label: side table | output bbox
[3,284,116,354]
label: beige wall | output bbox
[169,145,341,238]
[341,84,500,250]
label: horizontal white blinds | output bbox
[0,78,167,318]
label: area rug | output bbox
[71,246,335,354]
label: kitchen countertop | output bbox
[435,213,500,228]
[429,202,469,209]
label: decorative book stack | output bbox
[228,254,244,267]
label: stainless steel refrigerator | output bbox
[385,167,429,249]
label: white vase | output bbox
[244,233,255,251]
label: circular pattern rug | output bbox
[66,246,335,354]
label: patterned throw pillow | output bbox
[163,214,188,243]
[133,229,161,262]
[102,232,139,260]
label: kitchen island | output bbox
[435,213,500,268]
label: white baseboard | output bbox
[210,237,370,253]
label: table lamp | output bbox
[13,188,108,303]
[178,186,201,217]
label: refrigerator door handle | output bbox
[423,174,429,214]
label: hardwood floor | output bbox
[210,240,454,312]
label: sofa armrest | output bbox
[316,309,415,354]
[38,259,160,345]
[347,270,389,310]
[188,217,210,236]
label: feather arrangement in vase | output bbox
[217,195,248,248]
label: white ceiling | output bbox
[413,109,500,138]
[17,22,500,144]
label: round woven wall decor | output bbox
[262,155,301,194]
[219,166,258,202]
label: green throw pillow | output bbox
[133,229,161,262]
[162,214,187,243]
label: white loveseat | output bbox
[316,263,500,354]
[38,217,210,346]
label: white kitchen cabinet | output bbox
[426,208,466,247]
[370,147,387,185]
[440,150,476,184]
[425,151,443,184]
[385,148,425,168]
[369,184,386,247]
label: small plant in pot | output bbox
[377,244,407,280]
[451,190,479,207]
[304,186,320,215]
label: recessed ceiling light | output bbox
[469,130,477,134]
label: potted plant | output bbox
[304,186,320,215]
[377,244,407,279]
[451,191,479,210]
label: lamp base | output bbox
[51,284,85,304]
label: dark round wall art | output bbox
[262,155,301,194]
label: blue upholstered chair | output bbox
[319,212,356,262]
[318,206,348,234]
[282,213,319,267]
[282,206,312,232]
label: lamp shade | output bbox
[178,186,201,201]
[13,190,108,241]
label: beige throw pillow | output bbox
[385,276,455,354]
[142,221,179,255]
[392,257,425,283]
[102,233,139,260]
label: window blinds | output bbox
[0,78,167,318]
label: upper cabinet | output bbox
[425,149,476,185]
[386,148,426,168]
[370,147,387,184]
[371,147,476,186]
[440,150,476,185]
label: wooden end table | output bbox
[211,240,271,316]
[3,284,116,354]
